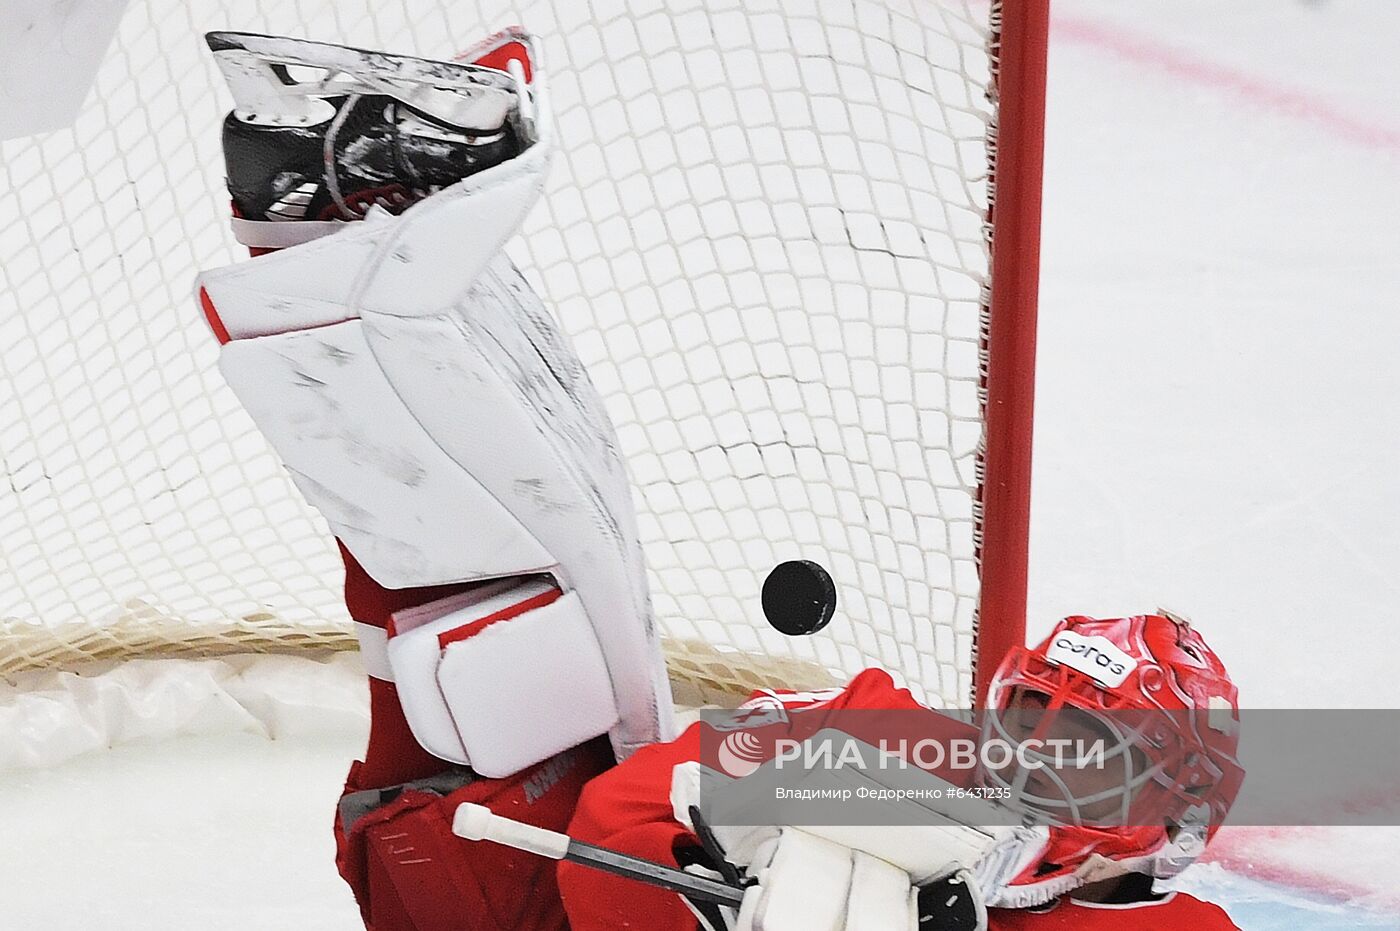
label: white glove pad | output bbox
[844,851,919,931]
[737,830,915,931]
[671,762,1010,884]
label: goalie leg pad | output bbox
[201,46,673,766]
[213,256,671,772]
[217,318,555,588]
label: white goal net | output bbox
[0,0,1041,715]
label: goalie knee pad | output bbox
[198,29,673,777]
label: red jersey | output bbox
[989,892,1239,929]
[558,668,1240,931]
[559,670,928,931]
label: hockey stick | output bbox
[452,803,747,908]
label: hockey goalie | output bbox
[197,28,1245,931]
[550,612,1246,930]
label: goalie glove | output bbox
[737,830,916,931]
[677,825,985,931]
[670,764,992,931]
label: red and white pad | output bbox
[383,577,619,777]
[734,830,920,931]
[196,32,673,772]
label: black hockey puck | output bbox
[761,560,837,636]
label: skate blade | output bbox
[206,30,536,134]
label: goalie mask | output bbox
[973,613,1244,908]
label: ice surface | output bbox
[1168,863,1398,930]
[1029,2,1400,917]
[0,731,366,929]
[1028,0,1400,713]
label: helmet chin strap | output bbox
[1150,803,1213,879]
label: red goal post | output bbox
[975,0,1049,705]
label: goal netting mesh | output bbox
[0,0,1013,713]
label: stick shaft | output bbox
[453,803,745,908]
[566,840,745,907]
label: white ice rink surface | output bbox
[1029,0,1400,713]
[1028,2,1400,919]
[4,0,1399,927]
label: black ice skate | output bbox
[207,30,536,252]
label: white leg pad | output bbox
[385,578,620,777]
[198,41,674,763]
[218,320,554,585]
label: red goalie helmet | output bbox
[975,612,1244,907]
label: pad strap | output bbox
[354,621,394,682]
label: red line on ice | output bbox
[1204,826,1400,908]
[1054,15,1400,154]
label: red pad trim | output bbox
[199,283,356,342]
[198,286,231,346]
[437,587,562,649]
[460,29,533,82]
[472,40,532,80]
